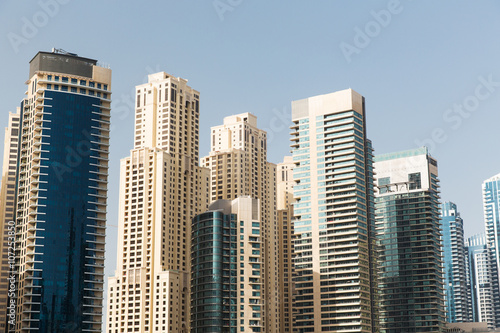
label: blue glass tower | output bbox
[13,50,111,333]
[440,202,468,323]
[482,174,500,328]
[191,197,265,333]
[465,233,493,327]
[191,209,237,332]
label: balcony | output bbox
[88,178,108,185]
[87,239,106,245]
[89,192,107,199]
[88,200,106,207]
[89,170,108,177]
[88,208,107,215]
[85,262,105,268]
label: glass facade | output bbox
[191,198,266,333]
[376,193,443,332]
[374,149,444,333]
[14,52,110,333]
[25,92,104,331]
[440,202,468,323]
[191,211,237,333]
[465,233,493,327]
[482,174,500,328]
[290,90,377,333]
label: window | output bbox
[408,172,421,190]
[378,177,390,194]
[80,80,86,86]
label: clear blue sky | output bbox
[1,0,500,305]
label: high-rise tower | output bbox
[440,202,468,323]
[14,50,111,332]
[0,109,20,332]
[200,113,278,332]
[290,89,378,332]
[482,174,500,328]
[106,72,209,333]
[277,156,296,333]
[191,197,265,332]
[465,233,494,328]
[374,147,444,333]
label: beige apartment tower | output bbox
[107,72,209,333]
[277,156,296,333]
[0,110,20,332]
[200,113,279,332]
[290,89,378,332]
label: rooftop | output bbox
[374,146,429,162]
[29,49,98,79]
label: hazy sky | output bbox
[1,0,500,309]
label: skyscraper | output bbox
[14,50,111,332]
[482,173,500,328]
[465,233,493,328]
[277,156,295,333]
[0,109,20,332]
[290,89,378,332]
[106,72,209,333]
[440,202,468,323]
[200,113,279,332]
[374,147,444,333]
[191,197,264,332]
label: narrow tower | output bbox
[0,109,20,332]
[106,72,209,333]
[200,113,279,333]
[440,202,468,323]
[15,50,111,332]
[290,89,378,332]
[482,174,500,328]
[277,156,296,333]
[465,233,494,328]
[191,197,264,332]
[374,147,444,332]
